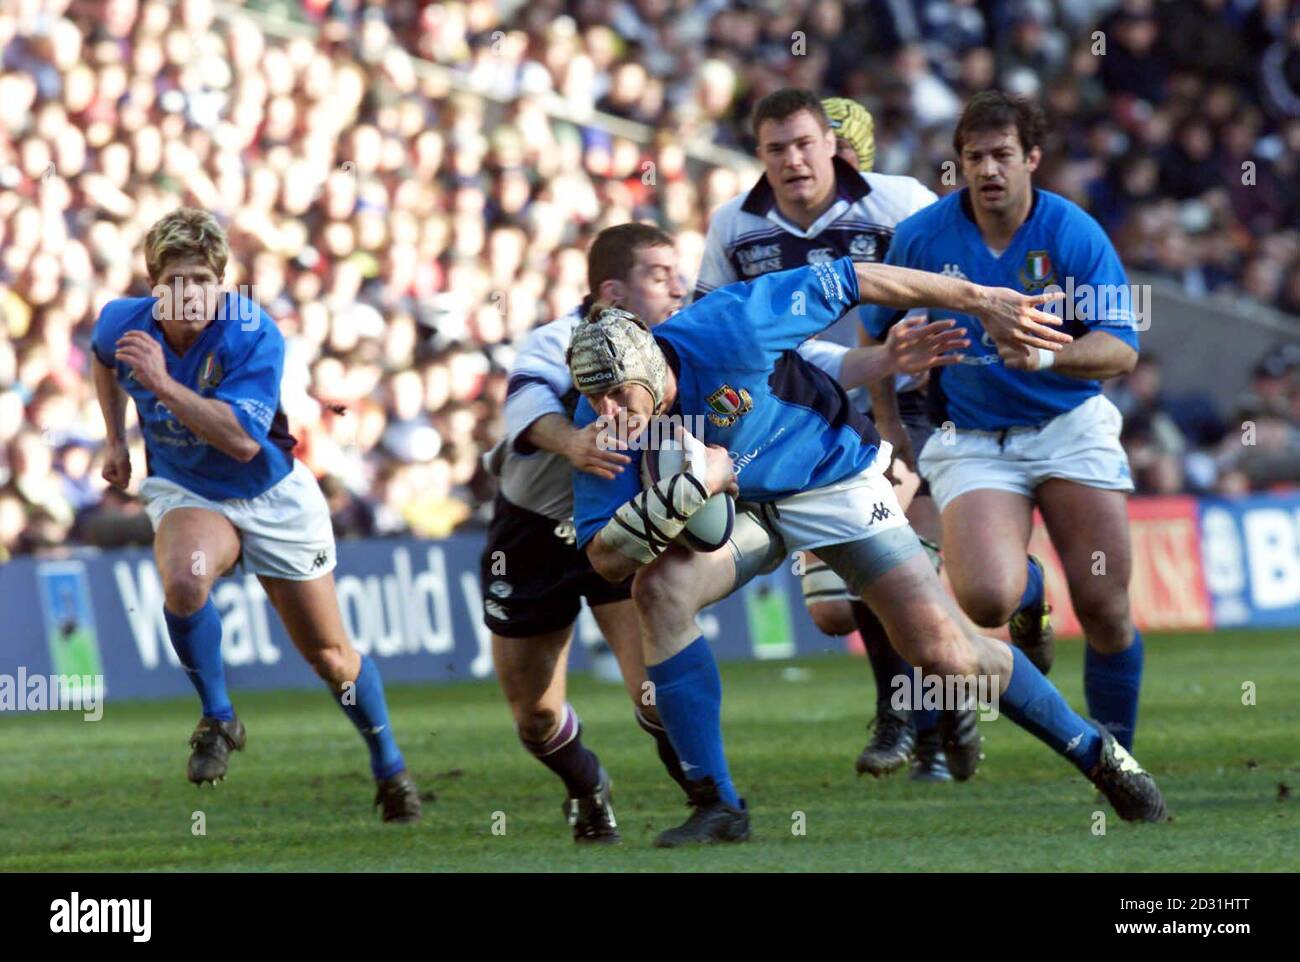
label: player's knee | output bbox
[162,572,212,617]
[955,587,1019,629]
[516,706,558,745]
[808,600,855,637]
[1075,592,1132,651]
[304,645,352,686]
[631,564,696,625]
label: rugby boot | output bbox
[1009,555,1055,674]
[566,767,621,844]
[654,777,750,848]
[854,706,915,777]
[910,726,954,782]
[187,715,246,786]
[374,769,423,823]
[939,705,982,781]
[1087,724,1169,823]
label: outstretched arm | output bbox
[853,262,1070,352]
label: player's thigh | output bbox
[259,572,359,682]
[857,551,974,676]
[590,599,649,706]
[1036,478,1134,643]
[153,507,241,611]
[906,493,942,547]
[491,626,573,721]
[941,488,1036,623]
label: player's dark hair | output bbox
[587,223,674,294]
[751,88,829,142]
[953,91,1047,157]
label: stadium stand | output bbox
[1,0,1297,564]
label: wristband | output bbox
[1037,348,1056,371]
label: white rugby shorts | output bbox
[918,393,1134,511]
[141,459,337,580]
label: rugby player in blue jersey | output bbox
[567,255,1168,846]
[91,208,421,821]
[862,92,1148,755]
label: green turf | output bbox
[2,630,1296,872]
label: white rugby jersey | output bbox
[694,157,938,354]
[485,302,851,523]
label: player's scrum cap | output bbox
[822,97,875,172]
[566,303,667,410]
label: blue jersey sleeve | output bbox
[91,300,130,368]
[694,257,860,365]
[860,219,919,341]
[1059,209,1140,350]
[572,398,644,549]
[214,317,284,442]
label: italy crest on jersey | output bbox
[706,384,753,428]
[198,351,223,391]
[1020,250,1056,291]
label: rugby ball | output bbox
[639,426,735,552]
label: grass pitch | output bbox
[2,630,1295,872]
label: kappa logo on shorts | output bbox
[706,384,753,428]
[489,580,513,599]
[484,599,508,620]
[311,550,329,570]
[868,502,893,523]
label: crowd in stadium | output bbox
[1,0,1299,561]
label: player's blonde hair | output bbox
[143,208,229,282]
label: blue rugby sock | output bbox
[647,637,738,807]
[1000,646,1101,772]
[1016,557,1044,614]
[1085,631,1144,751]
[165,600,233,721]
[915,708,939,733]
[338,655,406,780]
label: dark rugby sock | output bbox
[635,705,688,790]
[851,600,912,714]
[519,703,602,798]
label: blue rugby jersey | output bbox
[860,188,1140,430]
[92,293,295,501]
[574,257,880,548]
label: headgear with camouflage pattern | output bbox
[822,97,875,172]
[566,303,668,410]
